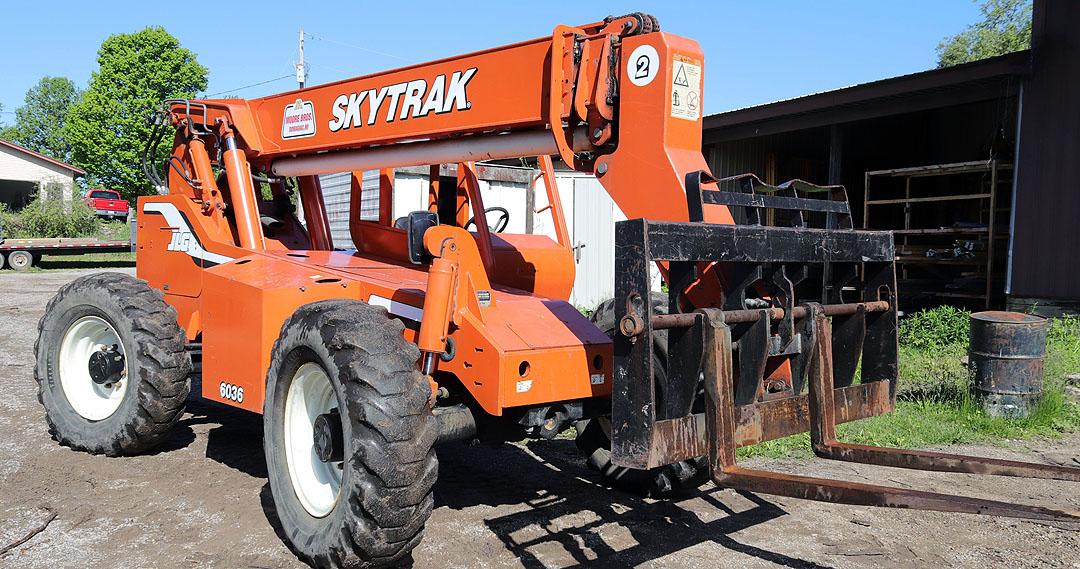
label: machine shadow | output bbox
[191,395,826,568]
[188,400,294,561]
[140,422,196,454]
[185,398,269,478]
[435,438,832,568]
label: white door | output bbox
[571,177,615,310]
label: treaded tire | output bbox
[264,299,437,569]
[575,293,710,498]
[34,272,191,455]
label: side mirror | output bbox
[406,210,439,264]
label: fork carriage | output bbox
[612,172,1080,521]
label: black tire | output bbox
[34,272,191,455]
[575,293,710,497]
[8,250,33,271]
[264,299,438,569]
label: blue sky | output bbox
[1,1,981,121]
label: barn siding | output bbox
[1009,0,1080,300]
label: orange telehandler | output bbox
[35,12,1078,568]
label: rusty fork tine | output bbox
[813,442,1080,481]
[808,306,1080,482]
[701,307,1080,526]
[715,466,1080,523]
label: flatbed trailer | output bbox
[0,237,134,271]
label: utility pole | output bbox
[295,26,307,89]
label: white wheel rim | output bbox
[10,252,30,269]
[58,316,127,421]
[284,362,343,518]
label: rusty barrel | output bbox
[969,311,1048,418]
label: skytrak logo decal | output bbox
[327,68,477,132]
[282,99,317,139]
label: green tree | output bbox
[2,77,80,162]
[65,27,208,199]
[0,103,15,141]
[937,0,1032,67]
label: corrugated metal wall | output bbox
[705,129,829,185]
[317,172,350,247]
[707,137,772,180]
[1010,0,1080,301]
[318,171,380,247]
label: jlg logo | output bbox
[167,230,194,253]
[219,382,244,403]
[328,68,477,132]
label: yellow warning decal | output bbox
[670,56,702,121]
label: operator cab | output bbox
[336,161,575,300]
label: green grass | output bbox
[740,395,1080,460]
[738,308,1080,460]
[95,220,132,242]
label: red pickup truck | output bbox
[84,189,129,221]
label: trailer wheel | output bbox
[0,252,5,269]
[575,293,711,497]
[7,250,33,271]
[264,300,437,569]
[34,273,191,455]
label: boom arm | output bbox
[159,12,732,232]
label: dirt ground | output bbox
[1,268,1078,569]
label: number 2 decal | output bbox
[627,44,660,87]
[634,55,650,79]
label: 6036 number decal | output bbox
[219,382,244,403]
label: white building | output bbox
[0,139,83,209]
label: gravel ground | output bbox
[0,268,1078,568]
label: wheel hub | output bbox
[88,345,125,387]
[313,410,344,463]
[58,315,127,421]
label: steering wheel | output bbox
[465,206,510,233]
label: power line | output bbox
[201,31,408,99]
[310,61,354,77]
[304,32,408,62]
[203,74,294,98]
